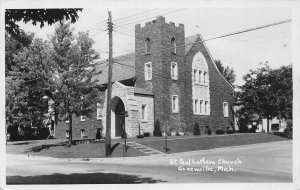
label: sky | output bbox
[13,4,293,86]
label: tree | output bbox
[236,63,292,132]
[5,9,82,38]
[6,37,52,139]
[5,31,34,76]
[215,60,236,84]
[49,22,101,145]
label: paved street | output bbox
[6,140,292,184]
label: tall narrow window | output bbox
[200,100,203,113]
[204,72,207,84]
[193,69,197,83]
[199,70,202,83]
[194,99,198,114]
[97,102,102,120]
[144,62,152,80]
[223,102,229,117]
[171,37,176,54]
[141,104,147,121]
[205,101,208,113]
[172,95,179,113]
[81,129,85,139]
[145,38,151,54]
[66,130,69,138]
[171,62,178,80]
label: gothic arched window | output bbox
[145,38,151,54]
[171,37,176,54]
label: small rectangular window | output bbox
[145,62,152,80]
[141,104,147,121]
[194,99,198,114]
[172,95,179,113]
[223,102,229,117]
[204,72,207,84]
[171,62,178,80]
[81,115,86,122]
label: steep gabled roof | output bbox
[93,35,233,89]
[185,34,200,55]
[185,34,234,89]
[92,52,135,85]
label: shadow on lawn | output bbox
[7,172,166,184]
[24,142,68,153]
[11,141,37,146]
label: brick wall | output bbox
[135,16,186,130]
[55,112,102,139]
[185,37,234,134]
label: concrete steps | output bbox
[124,141,165,156]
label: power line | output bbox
[113,19,292,57]
[113,24,134,33]
[113,8,159,23]
[114,8,174,25]
[208,31,291,54]
[118,8,186,27]
[114,30,136,38]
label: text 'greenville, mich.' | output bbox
[169,157,242,173]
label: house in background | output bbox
[53,16,234,139]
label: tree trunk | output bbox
[267,117,270,133]
[68,113,72,146]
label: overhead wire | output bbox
[113,8,159,23]
[113,8,174,25]
[118,8,187,27]
[112,19,292,58]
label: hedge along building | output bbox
[54,16,234,139]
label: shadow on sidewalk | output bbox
[7,172,166,184]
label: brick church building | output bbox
[54,16,234,139]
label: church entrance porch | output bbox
[111,96,125,138]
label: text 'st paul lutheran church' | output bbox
[54,16,234,139]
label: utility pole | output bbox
[105,10,113,157]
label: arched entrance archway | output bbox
[111,96,125,137]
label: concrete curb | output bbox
[7,140,292,164]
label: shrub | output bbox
[215,128,225,135]
[137,134,144,139]
[207,128,212,135]
[226,129,235,134]
[193,122,201,135]
[153,120,162,136]
[143,132,150,137]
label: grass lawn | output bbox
[6,133,290,158]
[138,133,291,154]
[7,140,146,158]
